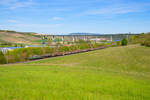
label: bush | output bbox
[78,43,91,50]
[43,47,54,54]
[141,38,150,47]
[121,38,128,46]
[29,47,43,56]
[116,41,121,46]
[5,47,54,63]
[5,48,30,63]
[2,42,111,64]
[59,46,70,52]
[0,51,7,64]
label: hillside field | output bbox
[0,45,150,100]
[0,31,41,45]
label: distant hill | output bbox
[69,33,139,36]
[0,30,42,45]
[69,33,101,36]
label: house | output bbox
[90,38,107,41]
[0,47,22,54]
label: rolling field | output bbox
[0,45,150,100]
[0,31,41,45]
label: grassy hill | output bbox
[0,30,42,45]
[0,45,150,100]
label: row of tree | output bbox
[0,42,113,64]
[0,38,129,64]
[130,32,150,47]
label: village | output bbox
[0,33,131,54]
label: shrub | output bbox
[0,51,7,64]
[69,45,78,51]
[2,42,110,64]
[78,43,91,50]
[29,47,43,56]
[142,38,150,47]
[5,47,55,63]
[121,38,128,46]
[141,40,145,46]
[59,46,70,52]
[43,47,54,54]
[116,41,121,46]
[5,48,30,63]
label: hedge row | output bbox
[5,47,54,63]
[0,42,113,64]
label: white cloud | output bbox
[0,0,17,5]
[82,3,150,15]
[0,23,63,34]
[16,23,63,28]
[0,23,63,29]
[8,20,17,23]
[51,17,63,21]
[0,0,34,9]
[10,0,34,9]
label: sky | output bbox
[0,0,150,34]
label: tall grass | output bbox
[0,45,150,100]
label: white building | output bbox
[0,47,22,54]
[90,38,107,41]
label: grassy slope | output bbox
[0,45,150,100]
[0,32,41,45]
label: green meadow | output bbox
[0,45,150,100]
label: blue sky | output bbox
[0,0,150,34]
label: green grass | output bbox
[33,39,48,43]
[0,45,150,100]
